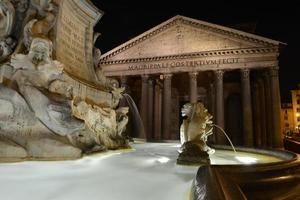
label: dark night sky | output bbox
[91,0,299,103]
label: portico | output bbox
[100,15,285,148]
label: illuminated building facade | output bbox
[281,103,294,133]
[100,15,285,148]
[281,88,300,133]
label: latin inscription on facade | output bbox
[128,58,239,71]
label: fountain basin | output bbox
[210,145,296,165]
[0,142,299,200]
[193,145,300,200]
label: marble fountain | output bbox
[0,0,299,199]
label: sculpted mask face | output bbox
[28,38,51,65]
[31,0,52,11]
[181,103,192,118]
[0,40,10,56]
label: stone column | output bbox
[140,74,149,138]
[189,72,198,103]
[208,82,216,143]
[258,78,267,147]
[253,81,262,147]
[241,69,254,146]
[162,73,172,140]
[147,79,154,139]
[269,66,283,148]
[263,71,273,147]
[154,80,162,140]
[120,76,128,90]
[214,70,226,144]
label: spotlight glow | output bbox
[235,156,258,164]
[171,144,181,148]
[157,156,170,163]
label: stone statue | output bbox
[177,102,214,165]
[0,0,30,62]
[0,37,17,62]
[0,0,17,62]
[0,37,129,161]
[93,32,120,91]
[0,0,15,38]
[23,1,57,50]
[31,0,54,16]
[71,99,129,150]
[0,0,130,162]
[116,107,129,138]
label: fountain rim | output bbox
[210,144,300,170]
[132,140,299,166]
[133,139,298,159]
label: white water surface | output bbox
[0,143,197,200]
[0,142,282,200]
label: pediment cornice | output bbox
[100,15,285,62]
[100,47,278,65]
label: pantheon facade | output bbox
[100,15,285,148]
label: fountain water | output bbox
[211,124,236,153]
[123,93,146,139]
[190,120,300,199]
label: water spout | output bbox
[123,93,146,139]
[212,124,236,154]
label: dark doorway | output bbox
[226,94,243,146]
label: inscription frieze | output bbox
[128,58,239,71]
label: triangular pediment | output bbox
[101,15,284,62]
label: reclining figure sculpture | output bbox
[0,0,129,161]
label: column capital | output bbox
[163,73,173,80]
[155,79,163,88]
[262,70,269,78]
[141,74,149,82]
[189,71,198,80]
[214,70,224,81]
[189,71,198,76]
[269,66,279,77]
[241,68,250,80]
[148,78,154,85]
[120,76,127,85]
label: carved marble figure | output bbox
[0,0,129,162]
[177,102,214,165]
